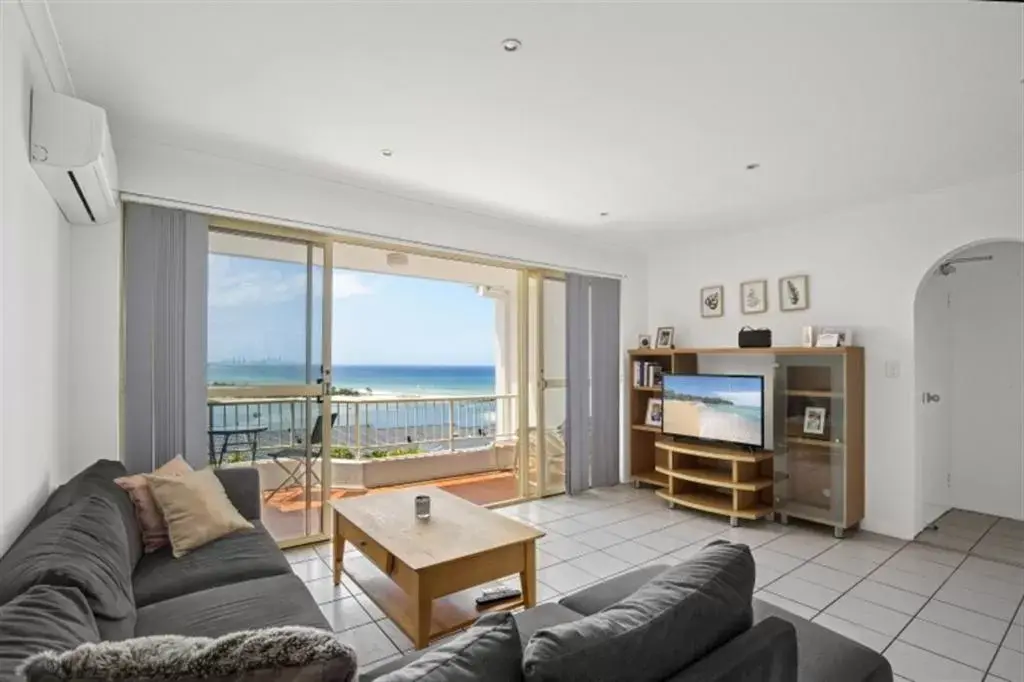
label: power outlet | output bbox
[885,361,901,379]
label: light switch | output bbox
[885,361,900,379]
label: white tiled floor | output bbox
[283,485,1024,680]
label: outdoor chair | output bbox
[264,411,338,502]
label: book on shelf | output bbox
[633,361,664,388]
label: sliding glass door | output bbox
[519,271,567,499]
[206,228,333,546]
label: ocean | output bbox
[208,363,496,397]
[207,364,500,455]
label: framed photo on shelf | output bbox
[815,333,839,348]
[740,279,768,315]
[645,397,663,427]
[638,334,652,349]
[655,327,675,348]
[819,327,853,347]
[803,407,827,435]
[701,285,725,318]
[779,274,810,312]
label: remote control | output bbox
[475,586,521,606]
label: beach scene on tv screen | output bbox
[662,375,763,446]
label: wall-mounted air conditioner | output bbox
[30,90,119,225]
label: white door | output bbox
[915,272,953,530]
[949,244,1024,519]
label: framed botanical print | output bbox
[741,279,768,315]
[701,285,725,318]
[779,275,810,312]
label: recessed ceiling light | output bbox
[381,149,393,157]
[501,38,522,53]
[746,163,760,170]
[599,211,610,217]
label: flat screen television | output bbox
[661,374,765,449]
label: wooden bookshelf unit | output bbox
[627,346,865,535]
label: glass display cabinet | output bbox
[772,348,864,537]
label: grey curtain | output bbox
[565,274,621,494]
[123,203,209,472]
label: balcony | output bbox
[207,394,550,541]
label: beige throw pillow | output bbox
[115,456,193,553]
[145,467,253,558]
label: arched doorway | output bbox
[914,239,1023,548]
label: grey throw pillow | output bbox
[376,612,522,682]
[19,627,357,682]
[0,586,100,680]
[523,541,755,682]
[0,496,135,621]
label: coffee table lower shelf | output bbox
[344,554,524,645]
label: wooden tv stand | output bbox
[654,440,774,526]
[628,346,865,535]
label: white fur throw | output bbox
[19,627,356,682]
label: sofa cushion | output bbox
[558,564,671,616]
[115,455,193,554]
[514,602,583,642]
[95,611,138,643]
[0,586,100,680]
[11,459,144,569]
[134,574,330,638]
[523,541,755,682]
[146,467,254,558]
[19,627,357,682]
[213,468,262,521]
[664,616,798,682]
[131,522,291,608]
[0,495,135,621]
[375,612,522,682]
[362,603,580,681]
[754,599,894,682]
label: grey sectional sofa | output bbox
[367,555,894,682]
[0,459,329,678]
[1,459,892,682]
[370,548,897,675]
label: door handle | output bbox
[922,392,941,404]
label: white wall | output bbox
[68,220,123,467]
[117,139,639,279]
[647,172,1024,539]
[1,2,74,553]
[949,242,1023,520]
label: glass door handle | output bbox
[922,392,941,404]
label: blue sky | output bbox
[664,375,763,406]
[208,255,495,365]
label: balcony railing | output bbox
[207,394,517,461]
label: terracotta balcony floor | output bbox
[261,470,519,542]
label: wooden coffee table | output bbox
[331,486,543,649]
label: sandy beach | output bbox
[663,401,703,437]
[663,400,761,446]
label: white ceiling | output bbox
[49,1,1023,233]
